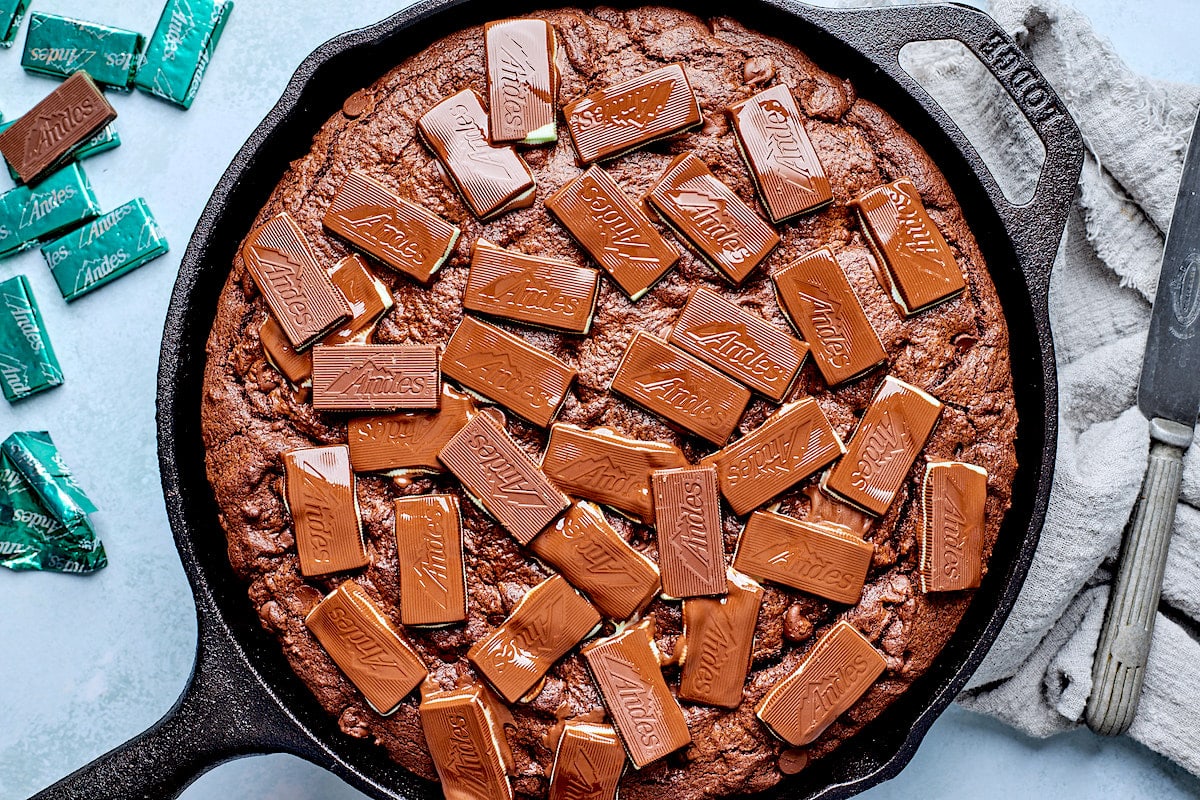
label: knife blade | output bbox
[1087,110,1200,736]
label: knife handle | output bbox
[1086,423,1187,735]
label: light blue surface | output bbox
[0,1,1197,799]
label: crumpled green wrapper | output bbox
[0,431,105,573]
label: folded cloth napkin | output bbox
[827,0,1200,776]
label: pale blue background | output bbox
[1,1,1197,799]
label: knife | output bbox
[1086,110,1200,736]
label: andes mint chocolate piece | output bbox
[0,275,63,403]
[134,0,233,109]
[610,332,751,446]
[1,120,119,182]
[755,620,886,746]
[441,315,576,428]
[22,13,145,89]
[469,574,601,702]
[772,247,887,386]
[679,569,763,708]
[668,286,808,401]
[700,398,844,515]
[395,495,466,625]
[438,412,570,545]
[42,198,169,301]
[529,501,660,620]
[282,444,367,577]
[540,423,687,525]
[563,64,702,164]
[323,170,460,284]
[241,212,352,351]
[348,385,478,473]
[652,466,726,598]
[305,579,427,715]
[726,84,832,222]
[464,239,600,334]
[824,375,943,516]
[419,682,514,800]
[1,0,31,47]
[852,178,966,315]
[580,621,691,768]
[548,721,626,800]
[311,344,440,412]
[647,152,780,285]
[545,165,679,300]
[732,510,873,604]
[417,89,536,220]
[0,162,100,260]
[485,19,558,145]
[0,71,117,185]
[919,461,988,592]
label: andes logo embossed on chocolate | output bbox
[471,433,551,504]
[680,570,763,708]
[686,321,783,380]
[312,344,440,411]
[579,178,660,263]
[668,188,750,263]
[557,454,630,493]
[792,652,876,737]
[396,495,465,625]
[575,79,673,132]
[485,19,556,144]
[249,247,309,316]
[283,445,367,577]
[460,350,552,411]
[419,684,514,800]
[324,359,430,396]
[885,184,953,279]
[653,466,725,598]
[463,240,600,334]
[496,42,536,126]
[757,99,819,190]
[919,461,987,592]
[452,103,517,180]
[24,100,98,163]
[690,609,736,693]
[342,207,425,261]
[442,713,495,796]
[600,651,663,747]
[0,72,117,184]
[733,511,873,604]
[296,460,342,564]
[801,282,852,367]
[326,606,411,674]
[847,408,912,492]
[348,385,477,473]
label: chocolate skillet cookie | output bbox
[201,6,1017,800]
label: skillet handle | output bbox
[29,615,311,800]
[800,1,1084,295]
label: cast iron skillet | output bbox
[32,1,1083,798]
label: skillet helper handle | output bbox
[1086,423,1188,735]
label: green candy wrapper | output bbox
[0,433,106,574]
[0,162,102,260]
[1,121,121,182]
[21,13,145,89]
[41,198,169,301]
[0,0,31,48]
[134,0,233,109]
[0,275,64,403]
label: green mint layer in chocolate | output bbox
[42,198,169,301]
[0,275,64,403]
[0,162,102,259]
[133,0,233,109]
[0,0,31,48]
[21,13,145,89]
[2,121,121,182]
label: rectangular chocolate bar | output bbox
[417,89,536,220]
[0,275,64,403]
[282,444,367,577]
[42,198,170,302]
[438,413,570,545]
[732,511,873,604]
[680,569,763,708]
[540,422,687,525]
[563,63,701,164]
[548,721,625,800]
[323,170,461,284]
[545,165,679,300]
[668,286,808,401]
[610,331,750,446]
[485,18,558,145]
[528,501,660,620]
[348,385,477,473]
[0,162,101,259]
[700,398,844,515]
[647,152,780,285]
[0,72,117,185]
[468,574,601,702]
[395,495,466,625]
[652,466,726,598]
[22,13,145,89]
[463,239,600,334]
[311,344,440,412]
[419,683,514,800]
[441,315,576,428]
[755,620,886,746]
[772,247,887,386]
[305,579,427,715]
[852,179,965,316]
[726,84,832,222]
[580,621,691,768]
[260,317,311,386]
[240,211,351,350]
[1,121,119,182]
[134,0,233,109]
[824,375,943,515]
[1,0,31,47]
[919,461,987,592]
